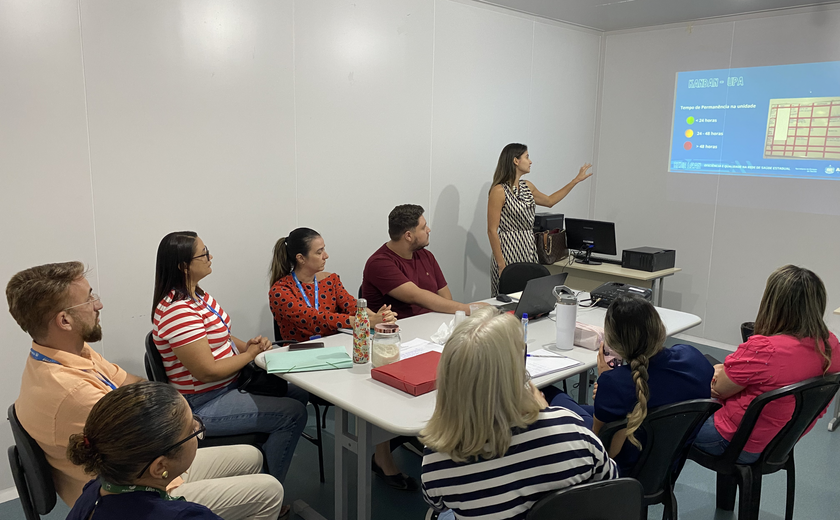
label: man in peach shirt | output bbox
[8,262,284,519]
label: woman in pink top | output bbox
[694,265,840,462]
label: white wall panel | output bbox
[528,22,601,223]
[599,11,840,345]
[0,0,97,492]
[294,0,434,295]
[431,1,537,302]
[79,0,297,373]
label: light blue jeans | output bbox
[693,416,760,464]
[185,383,309,484]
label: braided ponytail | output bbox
[626,355,651,449]
[604,295,666,450]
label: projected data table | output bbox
[765,97,840,160]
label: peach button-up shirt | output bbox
[15,342,127,506]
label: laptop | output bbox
[496,272,569,320]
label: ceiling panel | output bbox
[479,0,840,31]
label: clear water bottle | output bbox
[353,298,371,364]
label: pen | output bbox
[526,354,566,358]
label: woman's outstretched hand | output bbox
[574,163,593,184]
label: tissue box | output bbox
[371,351,441,396]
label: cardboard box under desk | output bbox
[370,351,441,396]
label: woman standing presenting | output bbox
[487,143,592,295]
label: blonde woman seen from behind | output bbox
[420,307,617,520]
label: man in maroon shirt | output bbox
[362,204,483,319]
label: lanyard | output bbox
[292,272,319,310]
[29,348,117,391]
[192,295,238,355]
[99,479,184,501]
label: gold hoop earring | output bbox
[162,470,169,479]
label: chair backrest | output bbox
[144,331,169,383]
[598,399,720,499]
[740,321,755,343]
[7,404,56,520]
[498,262,551,295]
[723,372,840,470]
[526,478,644,520]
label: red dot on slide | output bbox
[684,142,692,150]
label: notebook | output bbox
[264,346,353,373]
[526,349,582,378]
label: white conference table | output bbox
[256,295,700,520]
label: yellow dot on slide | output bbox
[685,129,694,138]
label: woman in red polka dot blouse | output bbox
[269,229,417,490]
[268,228,396,343]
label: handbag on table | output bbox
[534,229,568,265]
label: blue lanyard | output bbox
[195,296,231,334]
[292,272,319,310]
[29,348,117,391]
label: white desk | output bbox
[548,261,681,307]
[256,298,700,520]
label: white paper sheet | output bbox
[400,338,444,360]
[526,349,582,378]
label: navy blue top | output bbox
[595,343,714,475]
[66,479,223,520]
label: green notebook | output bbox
[264,346,353,373]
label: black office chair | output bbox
[7,404,57,520]
[598,399,720,520]
[144,332,271,459]
[740,321,755,343]
[688,373,840,520]
[526,478,645,520]
[498,262,550,295]
[270,321,329,483]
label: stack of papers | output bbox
[264,346,353,373]
[526,349,582,378]
[400,338,444,360]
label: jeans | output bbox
[545,388,594,430]
[185,383,309,484]
[693,416,761,464]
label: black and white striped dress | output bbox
[421,408,619,520]
[491,180,539,296]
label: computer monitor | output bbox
[564,218,617,265]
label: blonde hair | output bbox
[420,307,541,462]
[603,295,666,450]
[754,265,832,373]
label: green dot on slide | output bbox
[687,116,695,124]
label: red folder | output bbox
[370,351,441,396]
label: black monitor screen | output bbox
[565,218,617,256]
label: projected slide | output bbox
[669,61,840,180]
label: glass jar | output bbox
[371,323,401,368]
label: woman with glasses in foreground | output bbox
[420,307,618,520]
[66,381,284,520]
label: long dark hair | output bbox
[754,265,832,373]
[603,295,666,449]
[67,381,187,485]
[490,143,528,193]
[152,231,204,321]
[269,228,321,285]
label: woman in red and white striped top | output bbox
[152,231,308,492]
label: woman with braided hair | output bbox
[591,294,714,475]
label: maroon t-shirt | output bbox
[361,243,448,319]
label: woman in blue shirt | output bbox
[66,382,263,520]
[592,295,714,475]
